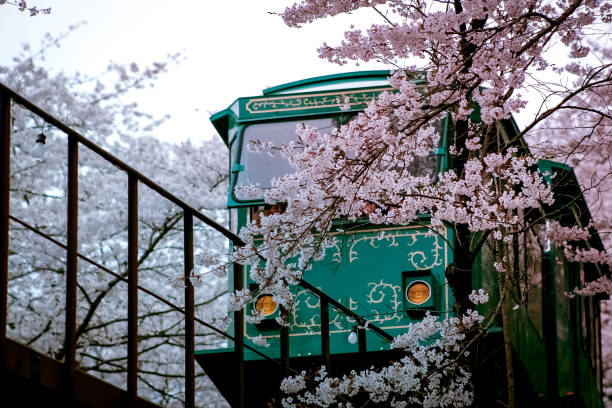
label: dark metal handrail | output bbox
[7,214,281,361]
[300,279,394,341]
[0,82,244,247]
[8,214,395,395]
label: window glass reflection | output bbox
[235,118,338,198]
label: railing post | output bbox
[0,92,10,365]
[280,307,290,378]
[233,262,245,408]
[65,133,78,395]
[358,319,366,369]
[320,297,330,372]
[357,322,366,354]
[127,174,138,404]
[184,211,195,408]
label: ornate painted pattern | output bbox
[290,289,344,333]
[366,280,403,325]
[332,228,444,270]
[244,88,391,114]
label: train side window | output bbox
[579,263,590,357]
[234,117,339,200]
[525,229,543,338]
[477,238,500,321]
[578,261,604,378]
[588,295,596,369]
[594,308,603,391]
[580,263,600,372]
[511,223,544,339]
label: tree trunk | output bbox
[500,288,517,408]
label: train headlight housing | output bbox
[255,294,278,317]
[403,271,435,311]
[406,281,431,305]
[248,284,281,330]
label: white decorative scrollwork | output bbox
[406,235,443,270]
[291,289,320,331]
[328,227,443,271]
[329,237,343,264]
[291,289,342,332]
[366,280,403,325]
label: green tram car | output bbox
[195,71,605,407]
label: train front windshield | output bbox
[235,118,338,200]
[234,116,439,201]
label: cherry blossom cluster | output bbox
[545,220,592,244]
[571,276,612,297]
[468,289,490,305]
[228,288,252,312]
[279,311,484,407]
[281,0,388,28]
[565,247,612,267]
[541,220,612,295]
[251,334,271,348]
[302,0,608,124]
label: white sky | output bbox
[0,1,388,145]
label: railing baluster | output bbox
[320,297,330,371]
[358,320,366,369]
[184,211,195,408]
[357,322,366,354]
[127,174,138,404]
[0,92,10,365]
[233,262,245,408]
[280,307,290,377]
[65,133,78,395]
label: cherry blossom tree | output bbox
[3,30,230,407]
[225,1,611,406]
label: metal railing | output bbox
[0,82,248,406]
[0,81,394,407]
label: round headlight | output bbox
[406,281,431,305]
[255,294,278,316]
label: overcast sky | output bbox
[0,1,388,144]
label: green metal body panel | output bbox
[242,224,454,360]
[198,71,604,408]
